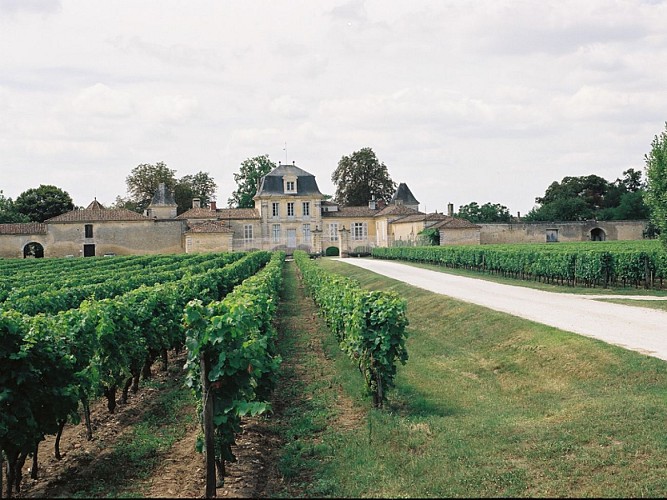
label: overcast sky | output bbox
[1,0,666,216]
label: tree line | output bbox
[2,123,667,248]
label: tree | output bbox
[228,155,276,208]
[125,162,177,213]
[644,122,667,247]
[124,162,217,214]
[332,147,396,206]
[456,202,511,223]
[14,185,74,222]
[175,172,218,214]
[525,172,650,222]
[0,190,30,223]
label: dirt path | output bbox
[337,258,667,361]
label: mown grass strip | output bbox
[305,257,667,498]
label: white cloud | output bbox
[1,0,666,215]
[71,83,134,118]
[0,0,61,16]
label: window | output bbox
[243,224,253,241]
[272,202,280,218]
[84,224,93,238]
[302,201,310,217]
[285,180,296,192]
[302,223,311,240]
[352,222,367,241]
[272,224,281,243]
[329,223,338,241]
[287,202,295,217]
[546,229,559,243]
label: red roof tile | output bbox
[0,222,47,235]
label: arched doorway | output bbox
[23,242,44,258]
[591,228,606,241]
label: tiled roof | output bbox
[390,212,449,224]
[431,217,480,229]
[177,207,260,220]
[176,207,218,220]
[375,204,422,217]
[46,207,148,222]
[86,199,105,210]
[322,206,379,218]
[216,208,260,220]
[0,222,47,235]
[186,221,234,233]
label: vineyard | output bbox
[0,251,283,498]
[372,240,667,289]
[0,250,411,498]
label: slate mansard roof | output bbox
[255,163,323,197]
[390,183,420,206]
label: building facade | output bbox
[0,163,651,258]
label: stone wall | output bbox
[478,220,647,244]
[439,227,481,245]
[35,219,185,257]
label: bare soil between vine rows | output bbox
[14,352,286,499]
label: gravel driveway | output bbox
[337,258,667,362]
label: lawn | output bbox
[287,257,667,497]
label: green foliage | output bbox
[294,250,409,407]
[14,184,74,222]
[0,250,274,495]
[644,122,667,248]
[325,246,340,256]
[417,228,440,246]
[174,172,218,215]
[125,162,177,212]
[124,162,217,214]
[331,147,396,206]
[183,252,284,478]
[0,190,30,223]
[456,202,511,223]
[526,170,649,222]
[372,241,667,289]
[228,154,276,208]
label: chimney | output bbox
[369,194,376,210]
[210,201,217,211]
[192,198,201,209]
[447,203,454,217]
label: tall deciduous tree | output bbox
[125,162,177,213]
[123,162,217,214]
[175,172,218,214]
[14,185,74,222]
[0,190,30,223]
[644,122,667,246]
[332,147,396,206]
[228,155,276,208]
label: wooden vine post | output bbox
[200,351,217,498]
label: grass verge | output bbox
[282,257,667,497]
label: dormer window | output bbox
[284,176,297,193]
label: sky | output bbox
[1,0,666,217]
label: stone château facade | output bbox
[0,162,648,258]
